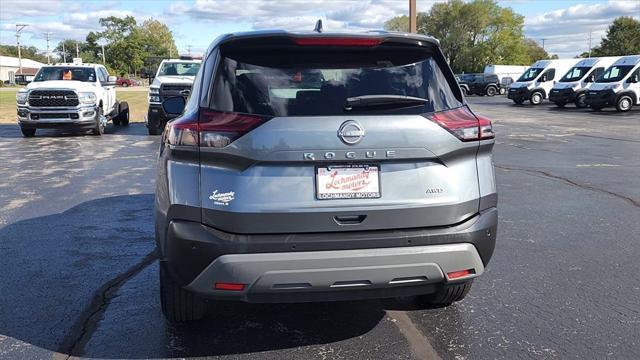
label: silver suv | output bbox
[155,30,497,322]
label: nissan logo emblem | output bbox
[337,120,365,145]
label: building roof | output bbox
[0,56,45,69]
[15,67,39,75]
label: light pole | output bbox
[409,0,417,33]
[15,24,28,79]
[44,32,53,64]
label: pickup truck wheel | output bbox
[486,86,497,97]
[415,280,473,308]
[93,107,105,136]
[530,91,543,105]
[616,95,633,112]
[20,128,36,137]
[160,262,205,323]
[147,115,164,135]
[118,101,130,126]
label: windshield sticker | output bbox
[209,190,235,206]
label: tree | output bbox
[139,19,178,58]
[523,38,549,63]
[383,0,555,73]
[0,45,48,63]
[592,17,640,56]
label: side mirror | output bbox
[104,76,117,86]
[162,96,186,115]
[627,75,638,84]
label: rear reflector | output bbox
[426,107,494,141]
[447,269,475,280]
[214,282,245,291]
[292,37,383,47]
[166,109,270,147]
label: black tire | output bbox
[147,113,164,135]
[416,280,473,308]
[574,92,588,108]
[529,91,543,105]
[486,86,497,97]
[93,106,105,136]
[616,95,633,112]
[513,98,525,105]
[554,101,566,108]
[20,127,35,137]
[160,262,205,323]
[118,101,130,126]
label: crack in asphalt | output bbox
[496,165,640,208]
[574,134,640,144]
[386,310,442,360]
[57,250,159,358]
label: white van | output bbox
[507,59,580,105]
[484,64,529,92]
[585,55,640,112]
[549,57,621,108]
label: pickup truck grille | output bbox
[29,90,79,107]
[160,84,191,101]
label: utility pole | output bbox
[541,38,547,51]
[44,32,53,64]
[75,41,79,58]
[409,0,417,33]
[62,42,67,62]
[15,24,28,79]
[101,44,106,64]
[588,29,592,58]
[187,45,192,55]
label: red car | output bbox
[116,77,135,87]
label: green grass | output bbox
[0,88,148,124]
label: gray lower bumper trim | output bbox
[186,243,484,301]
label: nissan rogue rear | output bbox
[155,30,498,322]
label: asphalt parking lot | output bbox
[0,97,638,359]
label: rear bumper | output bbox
[507,87,530,101]
[585,89,616,107]
[186,243,484,302]
[549,88,577,103]
[162,207,497,302]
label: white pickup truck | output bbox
[16,62,129,137]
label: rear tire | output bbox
[616,95,633,112]
[20,127,35,137]
[416,280,473,308]
[530,91,543,105]
[93,107,105,136]
[486,86,497,97]
[160,262,205,323]
[117,101,130,126]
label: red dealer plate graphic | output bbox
[316,165,381,200]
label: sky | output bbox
[0,0,638,60]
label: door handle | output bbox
[334,215,366,225]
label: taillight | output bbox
[292,37,382,47]
[166,110,270,147]
[426,107,494,141]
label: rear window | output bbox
[210,47,462,116]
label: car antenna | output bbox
[314,19,323,33]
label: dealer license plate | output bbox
[316,165,380,200]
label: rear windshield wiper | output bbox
[345,95,429,111]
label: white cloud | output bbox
[524,0,640,57]
[0,0,63,20]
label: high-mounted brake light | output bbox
[292,37,383,47]
[166,110,271,147]
[426,107,494,141]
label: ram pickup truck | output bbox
[146,58,201,135]
[16,62,129,137]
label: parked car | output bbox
[549,57,620,108]
[154,29,497,322]
[585,55,640,112]
[484,64,528,93]
[116,77,135,87]
[508,59,581,105]
[146,57,201,135]
[16,62,129,137]
[455,74,471,95]
[463,73,502,96]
